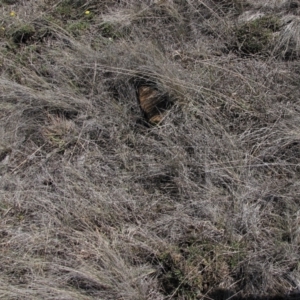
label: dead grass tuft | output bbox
[274,15,300,59]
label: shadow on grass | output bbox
[207,289,300,300]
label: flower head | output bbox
[85,10,90,15]
[10,11,16,17]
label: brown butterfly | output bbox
[137,86,168,124]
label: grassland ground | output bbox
[1,0,300,299]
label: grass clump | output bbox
[273,15,300,59]
[10,24,35,44]
[42,114,76,152]
[235,15,281,55]
[157,247,204,298]
[99,22,123,39]
[67,20,90,36]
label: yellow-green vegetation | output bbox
[1,0,300,300]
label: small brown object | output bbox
[137,85,169,124]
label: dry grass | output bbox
[1,0,300,299]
